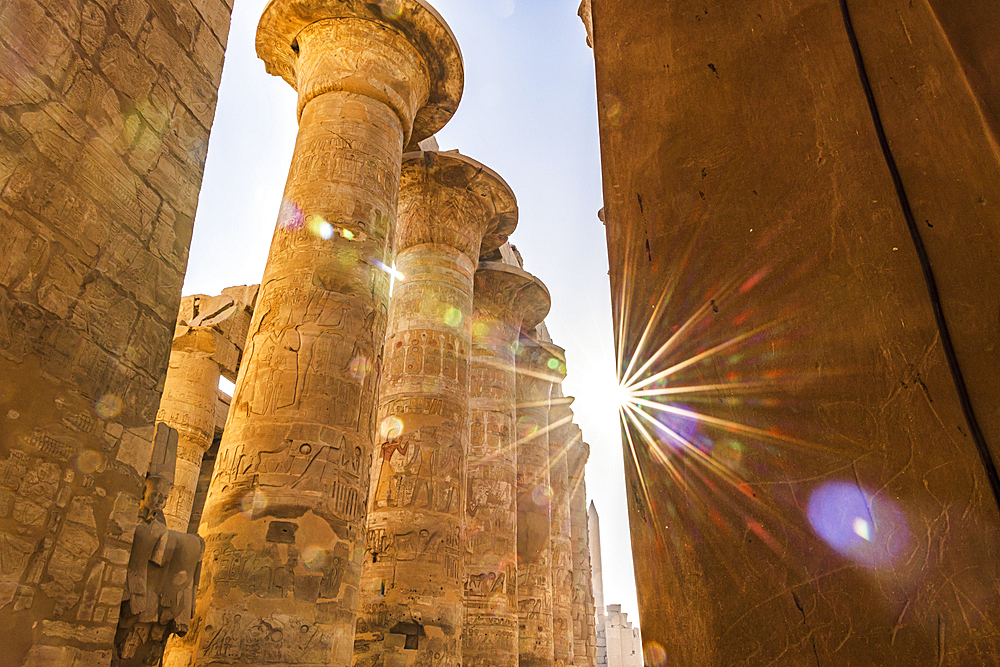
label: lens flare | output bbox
[806,481,909,569]
[379,0,402,18]
[95,394,122,419]
[532,484,551,507]
[240,490,268,517]
[348,355,371,381]
[644,642,668,667]
[380,416,404,440]
[443,307,463,327]
[278,199,305,231]
[302,545,328,572]
[306,215,334,240]
[76,450,103,475]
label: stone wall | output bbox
[590,0,1000,664]
[0,0,232,663]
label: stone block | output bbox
[115,426,153,476]
[0,0,74,79]
[80,2,108,56]
[97,586,123,606]
[70,278,139,355]
[37,251,87,319]
[20,110,83,173]
[189,0,231,48]
[98,33,156,102]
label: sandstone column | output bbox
[567,436,597,667]
[156,289,256,533]
[155,327,220,532]
[180,5,463,666]
[516,339,567,667]
[353,151,516,666]
[547,393,577,667]
[464,263,551,667]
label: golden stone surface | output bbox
[353,152,516,667]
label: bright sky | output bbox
[181,0,640,623]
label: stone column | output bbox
[547,393,577,667]
[516,339,567,667]
[156,288,256,534]
[354,152,516,666]
[567,436,596,667]
[464,263,551,667]
[179,5,463,667]
[155,326,220,532]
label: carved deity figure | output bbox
[113,425,205,667]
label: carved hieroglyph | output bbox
[0,0,232,662]
[546,393,577,667]
[567,438,597,666]
[354,152,517,667]
[516,339,567,667]
[176,4,463,667]
[156,290,256,532]
[464,263,550,667]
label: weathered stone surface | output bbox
[114,423,205,667]
[464,262,549,667]
[516,338,567,667]
[156,289,256,532]
[591,1,1000,665]
[567,441,596,667]
[546,394,576,667]
[0,0,231,660]
[354,151,516,667]
[179,5,462,667]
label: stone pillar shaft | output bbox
[516,340,567,667]
[568,439,596,666]
[355,152,515,667]
[155,328,220,532]
[465,263,549,667]
[547,402,576,667]
[183,10,454,665]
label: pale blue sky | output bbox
[182,0,639,622]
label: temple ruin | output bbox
[0,0,601,665]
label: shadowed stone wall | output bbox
[0,0,231,663]
[589,0,1000,664]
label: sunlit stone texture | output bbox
[464,262,551,667]
[157,289,255,532]
[589,0,1000,664]
[183,4,463,666]
[0,0,232,661]
[516,339,567,667]
[567,437,598,666]
[354,151,516,667]
[546,391,576,667]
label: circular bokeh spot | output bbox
[76,450,103,475]
[240,491,268,517]
[807,481,909,569]
[645,642,668,666]
[380,416,404,440]
[379,0,402,18]
[95,394,122,420]
[302,545,328,572]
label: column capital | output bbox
[257,0,463,147]
[516,338,567,405]
[567,433,591,478]
[397,150,517,260]
[474,261,550,330]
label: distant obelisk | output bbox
[588,500,606,625]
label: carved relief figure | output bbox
[114,425,205,667]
